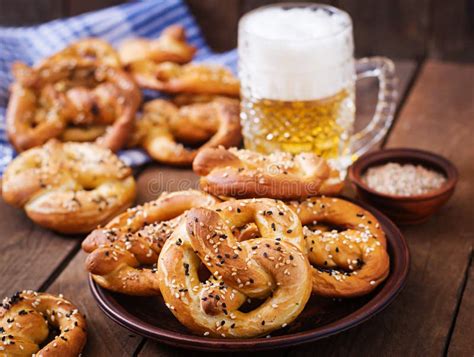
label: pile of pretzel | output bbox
[6,25,241,165]
[1,24,391,345]
[82,147,390,339]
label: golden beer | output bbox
[241,88,354,159]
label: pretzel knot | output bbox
[82,190,220,296]
[133,98,241,166]
[118,25,196,65]
[126,60,240,96]
[1,139,136,234]
[289,197,390,297]
[193,147,343,199]
[158,199,312,338]
[7,49,141,152]
[0,291,86,356]
[39,38,121,68]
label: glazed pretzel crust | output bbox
[2,140,136,234]
[193,147,344,199]
[38,38,121,68]
[82,190,220,296]
[133,98,241,166]
[118,25,196,65]
[288,197,390,297]
[0,291,86,357]
[7,47,141,152]
[126,60,240,96]
[158,198,312,338]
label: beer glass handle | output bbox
[352,57,398,157]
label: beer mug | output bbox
[238,3,397,172]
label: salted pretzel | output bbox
[82,190,220,296]
[39,38,121,68]
[118,25,196,65]
[132,97,241,166]
[126,60,240,96]
[193,147,344,200]
[158,198,312,338]
[1,139,136,234]
[288,197,390,297]
[0,290,86,356]
[7,55,141,152]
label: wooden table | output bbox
[1,59,472,356]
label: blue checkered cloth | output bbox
[0,0,237,174]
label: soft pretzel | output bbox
[39,38,121,68]
[7,55,141,152]
[126,60,240,96]
[0,290,86,356]
[2,139,136,234]
[288,197,390,297]
[82,190,220,296]
[193,147,343,199]
[118,25,196,65]
[158,198,312,338]
[132,98,241,166]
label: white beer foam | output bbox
[239,6,354,101]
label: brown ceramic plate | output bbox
[89,198,410,351]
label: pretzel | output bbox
[118,25,196,65]
[39,38,121,68]
[158,198,312,338]
[133,98,241,166]
[288,197,390,297]
[0,290,86,356]
[7,56,141,152]
[1,139,136,234]
[82,190,220,296]
[126,60,240,96]
[193,147,344,199]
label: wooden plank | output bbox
[448,255,474,356]
[138,342,287,357]
[0,0,64,26]
[291,60,474,356]
[241,0,336,16]
[136,164,200,203]
[241,0,336,14]
[186,0,240,51]
[429,0,474,62]
[47,250,142,356]
[0,198,79,298]
[336,0,431,59]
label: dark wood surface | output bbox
[1,0,474,61]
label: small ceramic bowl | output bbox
[348,148,458,224]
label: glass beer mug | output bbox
[238,3,397,172]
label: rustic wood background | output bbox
[0,0,473,62]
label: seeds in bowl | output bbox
[362,162,446,196]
